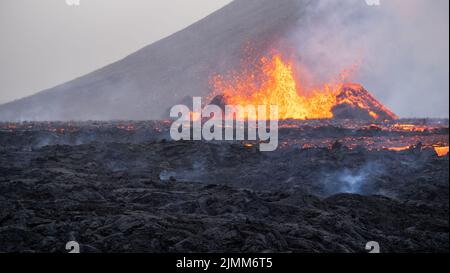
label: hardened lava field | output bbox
[0,119,448,253]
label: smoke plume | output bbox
[288,0,449,118]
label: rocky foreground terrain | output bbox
[0,120,448,253]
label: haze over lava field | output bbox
[0,119,448,252]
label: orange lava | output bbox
[211,54,342,120]
[392,124,427,132]
[388,146,411,152]
[434,146,449,157]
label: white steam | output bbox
[288,0,449,118]
[322,161,385,195]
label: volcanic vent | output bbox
[332,84,398,121]
[209,54,397,122]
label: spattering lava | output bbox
[210,54,397,121]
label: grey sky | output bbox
[0,0,232,104]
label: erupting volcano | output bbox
[210,54,398,121]
[0,0,447,255]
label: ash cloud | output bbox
[287,0,449,118]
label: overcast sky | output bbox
[0,0,232,104]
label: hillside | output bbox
[0,0,309,121]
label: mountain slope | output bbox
[0,0,310,121]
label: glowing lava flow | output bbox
[434,146,449,157]
[211,54,343,120]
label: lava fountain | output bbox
[210,53,398,121]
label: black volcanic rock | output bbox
[0,121,448,253]
[209,95,228,110]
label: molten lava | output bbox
[212,55,338,120]
[434,146,449,157]
[211,53,397,121]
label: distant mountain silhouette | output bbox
[0,0,309,121]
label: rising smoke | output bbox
[287,0,449,118]
[321,161,385,195]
